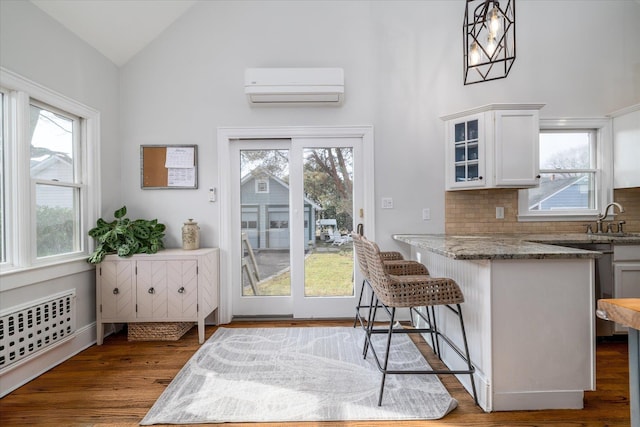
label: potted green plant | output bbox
[87,206,166,264]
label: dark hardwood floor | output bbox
[0,320,631,426]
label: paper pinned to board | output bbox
[165,146,195,168]
[168,167,196,187]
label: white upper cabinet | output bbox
[442,104,544,191]
[611,104,640,189]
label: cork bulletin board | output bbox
[140,145,198,189]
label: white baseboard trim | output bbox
[0,322,96,398]
[492,390,585,411]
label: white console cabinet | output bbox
[442,104,544,190]
[96,248,219,345]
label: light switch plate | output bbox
[496,206,505,219]
[382,198,393,209]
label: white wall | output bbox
[119,0,640,253]
[0,0,120,394]
[0,1,121,211]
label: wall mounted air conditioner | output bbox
[245,68,344,105]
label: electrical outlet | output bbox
[422,208,431,220]
[382,198,393,209]
[496,206,505,219]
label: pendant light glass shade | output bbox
[463,0,516,85]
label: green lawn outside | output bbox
[249,250,354,296]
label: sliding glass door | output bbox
[231,137,363,318]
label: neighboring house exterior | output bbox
[240,169,321,250]
[30,152,74,209]
[529,176,591,210]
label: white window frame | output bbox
[518,118,613,222]
[0,89,7,265]
[0,67,101,291]
[31,100,83,259]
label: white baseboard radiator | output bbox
[0,291,76,370]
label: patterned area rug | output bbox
[140,326,457,424]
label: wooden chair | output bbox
[361,236,478,407]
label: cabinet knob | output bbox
[536,174,541,179]
[178,287,185,294]
[148,287,155,294]
[478,176,483,180]
[113,288,119,295]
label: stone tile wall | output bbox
[445,187,640,235]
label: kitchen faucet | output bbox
[595,202,625,233]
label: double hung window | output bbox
[518,118,612,221]
[0,69,99,281]
[30,102,81,258]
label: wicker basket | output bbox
[127,322,194,342]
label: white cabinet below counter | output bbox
[613,244,640,333]
[394,234,595,412]
[442,103,544,191]
[96,248,219,345]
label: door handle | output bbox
[178,287,185,294]
[113,288,119,295]
[148,287,155,294]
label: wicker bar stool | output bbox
[351,231,428,331]
[361,236,478,407]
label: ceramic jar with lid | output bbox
[182,219,200,250]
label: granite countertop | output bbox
[392,233,640,261]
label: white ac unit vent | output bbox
[245,68,344,105]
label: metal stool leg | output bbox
[423,306,438,354]
[430,305,443,359]
[363,295,379,358]
[353,278,367,328]
[378,307,396,406]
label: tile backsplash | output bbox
[445,187,640,235]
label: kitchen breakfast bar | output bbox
[393,234,600,412]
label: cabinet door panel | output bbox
[613,107,640,188]
[494,110,540,187]
[136,260,168,319]
[99,260,135,319]
[167,260,198,318]
[447,114,485,189]
[198,251,218,311]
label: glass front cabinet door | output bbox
[443,104,544,191]
[448,114,485,189]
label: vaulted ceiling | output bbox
[30,0,197,66]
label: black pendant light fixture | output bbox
[463,0,516,85]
